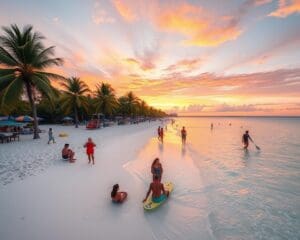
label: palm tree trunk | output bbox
[74,106,79,128]
[25,82,40,139]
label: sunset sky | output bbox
[1,0,300,116]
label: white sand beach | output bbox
[0,121,170,240]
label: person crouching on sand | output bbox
[62,144,75,163]
[84,137,96,164]
[111,184,127,203]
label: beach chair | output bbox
[0,134,10,143]
[10,133,20,141]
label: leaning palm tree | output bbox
[60,77,89,128]
[94,83,118,117]
[0,24,64,139]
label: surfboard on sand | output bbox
[143,182,174,211]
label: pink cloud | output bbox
[92,2,115,24]
[269,0,300,17]
[112,0,136,22]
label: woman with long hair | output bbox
[111,184,127,203]
[151,158,163,181]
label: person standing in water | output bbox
[211,123,214,130]
[84,137,96,164]
[151,158,163,181]
[160,127,164,143]
[242,130,253,149]
[157,126,161,141]
[48,128,56,144]
[181,126,187,144]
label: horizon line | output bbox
[171,115,300,118]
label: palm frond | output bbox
[0,76,23,106]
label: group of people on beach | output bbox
[60,137,96,164]
[111,157,168,204]
[56,121,257,206]
[158,124,187,145]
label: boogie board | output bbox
[143,182,174,211]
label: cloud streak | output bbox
[269,0,300,18]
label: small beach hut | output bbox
[62,116,73,125]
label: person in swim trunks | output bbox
[61,144,75,163]
[143,175,169,203]
[242,130,253,149]
[111,184,127,203]
[84,137,96,164]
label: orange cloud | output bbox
[269,0,300,17]
[164,58,203,72]
[112,0,136,22]
[156,3,242,46]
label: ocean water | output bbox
[125,117,300,240]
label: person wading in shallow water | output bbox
[157,126,161,141]
[181,126,187,145]
[242,130,253,149]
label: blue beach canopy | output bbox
[0,120,24,127]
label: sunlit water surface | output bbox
[125,117,300,240]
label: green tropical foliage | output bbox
[60,77,89,128]
[0,24,167,132]
[94,83,118,117]
[0,24,64,138]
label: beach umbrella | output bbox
[62,116,73,121]
[0,116,15,121]
[15,115,34,122]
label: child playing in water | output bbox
[84,138,96,164]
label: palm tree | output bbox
[138,100,149,117]
[60,77,89,128]
[94,82,118,117]
[0,24,64,139]
[126,91,140,117]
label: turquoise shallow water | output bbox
[126,117,300,240]
[180,117,300,240]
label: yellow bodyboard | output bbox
[143,182,173,211]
